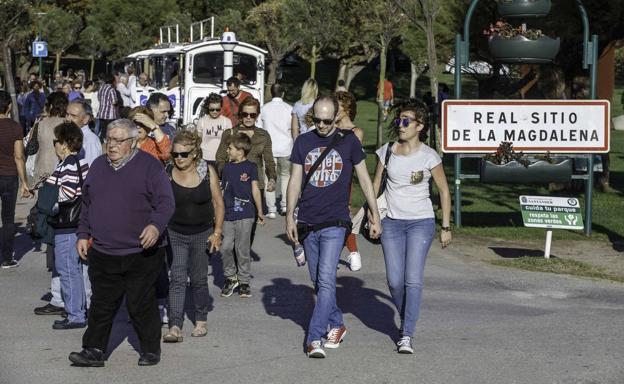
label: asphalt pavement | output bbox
[1,197,623,384]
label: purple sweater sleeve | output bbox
[147,162,175,235]
[76,171,92,240]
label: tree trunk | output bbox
[425,17,440,152]
[345,64,366,90]
[2,43,20,122]
[265,58,279,103]
[90,56,95,80]
[376,41,387,148]
[410,62,418,98]
[336,60,348,89]
[309,44,317,79]
[55,52,61,74]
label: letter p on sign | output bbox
[32,41,48,58]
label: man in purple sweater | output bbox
[68,119,175,368]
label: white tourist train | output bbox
[124,18,267,128]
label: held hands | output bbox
[21,185,33,198]
[139,224,160,249]
[367,215,382,239]
[266,179,276,193]
[207,232,222,252]
[76,239,89,260]
[440,230,452,248]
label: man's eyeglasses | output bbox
[171,151,193,158]
[394,117,416,127]
[208,108,221,112]
[240,112,258,119]
[105,137,134,147]
[73,87,81,90]
[312,117,334,126]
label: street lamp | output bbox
[219,27,238,90]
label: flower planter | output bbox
[497,0,552,18]
[488,35,560,63]
[480,158,572,184]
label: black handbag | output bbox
[25,120,40,156]
[359,142,394,245]
[47,155,84,229]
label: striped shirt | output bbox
[96,84,119,120]
[46,154,89,202]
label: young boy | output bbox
[220,133,265,298]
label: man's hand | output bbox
[139,224,160,249]
[257,213,266,226]
[207,232,222,252]
[286,215,298,244]
[266,179,276,192]
[77,239,90,260]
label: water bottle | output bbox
[294,243,306,267]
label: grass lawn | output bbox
[489,257,624,283]
[280,63,624,246]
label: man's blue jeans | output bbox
[380,217,435,337]
[54,232,86,323]
[303,226,346,344]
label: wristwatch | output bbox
[441,226,451,232]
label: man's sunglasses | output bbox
[395,117,416,127]
[171,151,193,158]
[240,112,258,119]
[208,108,221,112]
[312,117,334,126]
[73,87,81,90]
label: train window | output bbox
[193,52,257,85]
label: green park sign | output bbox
[519,195,584,230]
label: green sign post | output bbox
[519,195,584,258]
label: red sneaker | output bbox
[324,325,347,349]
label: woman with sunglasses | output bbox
[373,100,451,354]
[215,97,276,197]
[196,93,232,165]
[163,130,224,341]
[128,106,171,165]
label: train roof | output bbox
[126,39,267,60]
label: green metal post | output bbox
[454,34,463,227]
[583,34,599,236]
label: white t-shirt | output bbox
[376,142,442,220]
[292,100,314,135]
[196,115,232,161]
[260,98,293,157]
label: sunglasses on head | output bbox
[312,117,334,126]
[208,108,221,112]
[171,151,193,159]
[240,112,258,119]
[394,117,416,127]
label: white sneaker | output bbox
[307,340,326,358]
[347,252,362,271]
[159,304,168,325]
[266,212,276,219]
[397,336,414,354]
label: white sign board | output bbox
[441,100,610,153]
[519,195,584,230]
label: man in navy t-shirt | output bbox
[286,96,382,358]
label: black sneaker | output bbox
[239,283,252,298]
[220,278,239,297]
[69,347,105,367]
[34,303,66,316]
[0,259,18,269]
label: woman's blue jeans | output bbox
[54,232,86,323]
[303,226,346,344]
[381,217,435,337]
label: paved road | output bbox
[1,197,623,384]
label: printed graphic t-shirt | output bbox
[222,159,258,221]
[290,129,366,225]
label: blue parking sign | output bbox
[32,41,48,58]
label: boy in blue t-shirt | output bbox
[220,133,265,298]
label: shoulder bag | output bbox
[354,141,394,245]
[47,155,84,229]
[25,119,40,156]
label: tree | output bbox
[0,0,33,121]
[245,0,302,100]
[357,0,406,147]
[79,25,102,80]
[39,5,82,73]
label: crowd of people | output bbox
[0,72,452,366]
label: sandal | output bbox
[191,321,207,337]
[163,325,183,342]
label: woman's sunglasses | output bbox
[312,117,334,126]
[171,151,194,159]
[395,117,416,127]
[240,112,258,119]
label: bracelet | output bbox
[441,226,451,232]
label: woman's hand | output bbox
[440,229,452,248]
[207,232,222,252]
